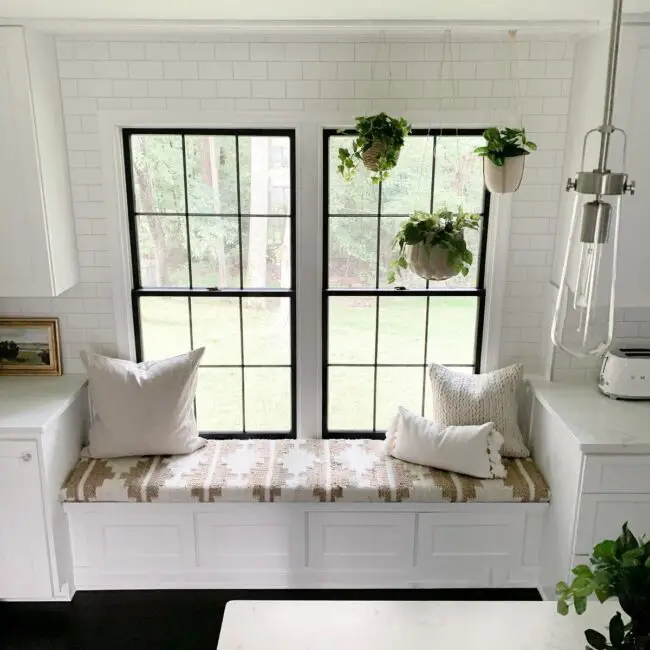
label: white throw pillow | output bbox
[428,362,529,458]
[385,407,506,479]
[81,348,206,458]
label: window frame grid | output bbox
[123,127,298,439]
[322,127,491,439]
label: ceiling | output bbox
[1,0,650,25]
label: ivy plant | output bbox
[387,208,480,284]
[474,126,537,167]
[557,523,650,650]
[338,113,411,184]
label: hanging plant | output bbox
[387,208,481,284]
[474,127,537,194]
[337,113,411,184]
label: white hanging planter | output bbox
[406,243,459,281]
[483,154,526,194]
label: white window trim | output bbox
[100,109,511,439]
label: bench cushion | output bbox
[61,439,550,504]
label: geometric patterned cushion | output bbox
[61,439,549,504]
[429,363,530,458]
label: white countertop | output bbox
[528,376,650,454]
[0,374,87,432]
[217,600,619,650]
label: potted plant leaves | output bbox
[557,523,650,650]
[474,126,537,194]
[387,208,481,284]
[338,113,411,184]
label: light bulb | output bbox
[551,194,621,357]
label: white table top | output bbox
[217,600,618,650]
[528,376,650,454]
[0,374,86,432]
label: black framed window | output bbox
[323,128,490,438]
[123,129,297,438]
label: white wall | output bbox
[0,32,576,374]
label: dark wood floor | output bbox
[1,588,541,650]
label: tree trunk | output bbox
[206,137,228,288]
[247,137,269,291]
[133,137,170,286]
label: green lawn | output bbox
[140,295,477,433]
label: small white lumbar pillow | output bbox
[385,407,506,479]
[429,362,529,458]
[81,348,206,458]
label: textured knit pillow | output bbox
[81,348,206,458]
[428,363,529,458]
[385,407,506,479]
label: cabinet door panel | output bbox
[0,28,53,297]
[0,440,51,599]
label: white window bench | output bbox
[61,439,549,592]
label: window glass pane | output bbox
[239,136,291,215]
[328,135,379,215]
[244,368,291,431]
[377,297,427,364]
[328,296,376,364]
[137,215,189,288]
[139,296,190,361]
[378,217,427,289]
[196,368,243,432]
[381,136,433,214]
[433,136,485,214]
[328,367,374,431]
[185,135,238,215]
[242,216,291,289]
[189,216,240,289]
[131,134,184,214]
[426,297,478,365]
[191,297,241,366]
[242,297,291,365]
[375,367,424,431]
[328,216,377,288]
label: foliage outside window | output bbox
[125,130,295,437]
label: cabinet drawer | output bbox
[307,512,415,571]
[575,494,650,555]
[582,456,650,494]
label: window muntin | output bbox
[323,129,490,438]
[124,129,296,438]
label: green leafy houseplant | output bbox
[338,113,411,184]
[387,208,480,284]
[557,523,650,650]
[474,126,537,167]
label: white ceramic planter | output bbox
[483,155,526,194]
[406,243,459,281]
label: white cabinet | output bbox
[527,378,650,599]
[0,27,78,297]
[0,375,87,601]
[0,440,51,599]
[552,26,650,307]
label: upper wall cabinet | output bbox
[0,27,78,297]
[552,26,650,308]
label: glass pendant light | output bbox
[551,0,636,357]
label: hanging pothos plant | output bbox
[337,113,411,184]
[387,208,481,284]
[474,127,537,166]
[474,127,537,194]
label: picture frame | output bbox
[0,318,62,376]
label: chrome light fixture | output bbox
[551,0,636,357]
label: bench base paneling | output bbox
[64,502,547,593]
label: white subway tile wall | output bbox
[0,34,586,375]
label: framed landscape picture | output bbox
[0,318,62,376]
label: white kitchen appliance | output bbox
[599,348,650,399]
